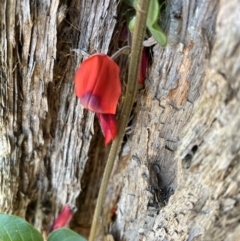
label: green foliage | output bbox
[48,228,87,241]
[147,0,167,46]
[0,214,87,241]
[0,214,43,241]
[128,16,136,33]
[124,0,167,47]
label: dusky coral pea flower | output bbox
[96,113,117,145]
[75,53,121,114]
[51,205,73,231]
[74,53,121,145]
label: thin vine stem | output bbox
[111,46,131,60]
[88,1,150,240]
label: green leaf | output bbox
[48,228,87,241]
[147,22,167,47]
[124,0,167,47]
[147,0,167,46]
[0,213,43,241]
[147,0,160,25]
[128,16,136,33]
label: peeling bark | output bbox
[0,0,118,233]
[1,0,240,241]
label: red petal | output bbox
[52,205,73,230]
[119,23,129,42]
[97,113,117,145]
[138,48,148,84]
[75,54,121,114]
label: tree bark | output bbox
[1,0,240,241]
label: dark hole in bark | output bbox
[192,145,198,153]
[148,162,175,208]
[25,200,37,224]
[183,153,192,169]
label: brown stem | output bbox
[88,1,151,240]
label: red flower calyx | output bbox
[96,113,118,145]
[74,54,121,145]
[51,205,73,230]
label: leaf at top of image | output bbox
[48,228,87,241]
[0,213,43,241]
[124,0,167,47]
[147,0,167,47]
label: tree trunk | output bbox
[1,0,240,241]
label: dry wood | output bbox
[0,0,240,241]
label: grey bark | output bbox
[0,0,240,241]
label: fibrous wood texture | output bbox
[0,0,240,241]
[0,0,117,233]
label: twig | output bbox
[88,1,151,240]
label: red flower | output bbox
[52,205,73,230]
[96,113,117,145]
[75,54,121,114]
[119,23,129,42]
[74,54,121,144]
